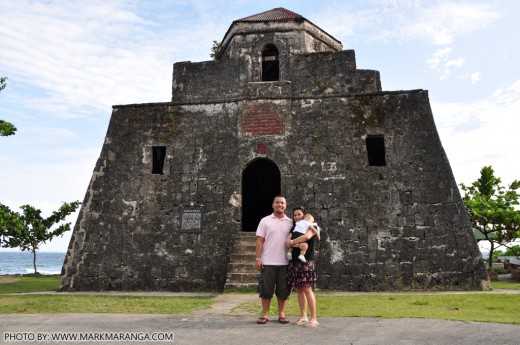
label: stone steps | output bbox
[232,245,256,254]
[224,232,259,291]
[227,262,256,273]
[229,253,256,262]
[227,273,260,283]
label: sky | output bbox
[1,0,519,253]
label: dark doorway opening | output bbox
[262,44,280,81]
[242,159,281,232]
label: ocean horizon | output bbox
[0,251,65,275]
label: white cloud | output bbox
[26,125,78,139]
[1,147,98,198]
[470,72,481,84]
[0,0,243,122]
[426,47,464,80]
[311,1,502,82]
[433,78,520,186]
[312,5,382,42]
[397,2,501,45]
[0,146,98,252]
[0,1,181,118]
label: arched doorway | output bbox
[261,44,280,81]
[242,159,281,231]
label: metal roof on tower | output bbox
[235,7,304,22]
[221,7,342,52]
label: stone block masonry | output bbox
[60,7,489,292]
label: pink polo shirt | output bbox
[256,213,293,265]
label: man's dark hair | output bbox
[273,195,286,202]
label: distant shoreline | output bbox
[0,250,66,253]
[0,252,65,275]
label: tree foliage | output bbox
[495,245,520,259]
[460,166,520,268]
[210,40,224,60]
[0,120,17,136]
[0,201,81,273]
[503,245,520,257]
[0,77,17,137]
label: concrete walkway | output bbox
[2,290,520,344]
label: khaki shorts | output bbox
[258,265,291,300]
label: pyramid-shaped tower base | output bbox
[60,8,489,292]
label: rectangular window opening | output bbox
[152,146,167,174]
[366,135,386,166]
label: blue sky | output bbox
[1,0,519,252]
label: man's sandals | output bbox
[256,316,290,324]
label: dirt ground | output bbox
[0,276,20,284]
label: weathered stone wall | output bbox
[282,92,486,291]
[60,10,488,292]
[60,102,242,291]
[61,89,488,291]
[172,59,240,103]
[173,49,380,103]
[289,51,381,95]
[222,20,342,58]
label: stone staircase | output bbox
[224,232,259,291]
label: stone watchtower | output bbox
[60,8,489,291]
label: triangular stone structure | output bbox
[60,8,489,292]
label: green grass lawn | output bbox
[0,274,60,294]
[0,295,214,314]
[312,294,520,325]
[0,275,214,314]
[490,280,520,290]
[1,274,520,325]
[240,292,520,325]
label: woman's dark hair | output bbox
[293,206,307,215]
[291,206,307,232]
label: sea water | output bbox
[0,251,65,275]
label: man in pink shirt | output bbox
[255,195,294,324]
